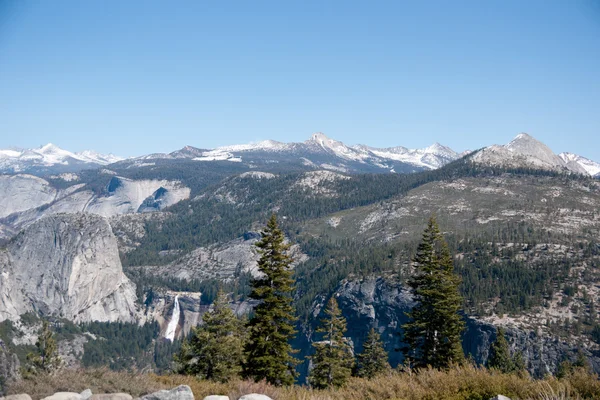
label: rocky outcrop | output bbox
[0,213,137,323]
[0,340,20,393]
[139,233,308,283]
[323,276,600,378]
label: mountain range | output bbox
[2,131,600,380]
[2,132,599,178]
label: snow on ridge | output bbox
[193,150,242,162]
[0,143,124,171]
[559,153,600,177]
[216,139,291,152]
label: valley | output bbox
[1,132,600,387]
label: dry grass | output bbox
[7,365,600,400]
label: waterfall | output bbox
[165,295,180,341]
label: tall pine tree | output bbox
[401,216,465,369]
[356,327,390,379]
[175,290,245,382]
[487,327,513,373]
[308,297,353,389]
[243,214,298,386]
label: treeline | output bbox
[81,321,179,372]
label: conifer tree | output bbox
[487,327,513,373]
[401,216,465,369]
[512,350,526,373]
[243,214,298,386]
[308,297,353,389]
[175,290,244,382]
[355,327,390,379]
[25,320,62,374]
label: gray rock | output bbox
[90,394,132,400]
[80,390,92,400]
[0,395,33,400]
[0,213,137,323]
[489,396,511,400]
[202,397,229,400]
[238,395,273,400]
[141,386,194,400]
[0,339,20,387]
[41,392,82,400]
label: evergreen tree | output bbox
[401,216,465,369]
[175,290,244,382]
[355,327,390,379]
[25,320,62,374]
[308,297,353,389]
[243,214,298,386]
[512,350,526,373]
[487,327,513,373]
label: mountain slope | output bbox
[470,133,589,174]
[0,174,191,236]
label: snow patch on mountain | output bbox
[217,139,292,152]
[193,150,242,162]
[559,153,600,177]
[364,142,459,169]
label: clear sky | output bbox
[1,0,599,159]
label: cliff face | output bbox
[0,213,137,323]
[327,276,600,377]
[0,339,19,393]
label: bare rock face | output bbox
[0,339,20,392]
[0,213,137,323]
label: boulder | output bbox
[203,397,229,400]
[41,393,82,400]
[90,395,133,400]
[238,395,273,400]
[80,390,92,400]
[141,386,194,400]
[1,395,33,400]
[489,396,511,400]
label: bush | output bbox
[8,365,600,400]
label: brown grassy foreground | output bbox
[7,365,600,400]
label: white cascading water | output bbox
[165,295,180,341]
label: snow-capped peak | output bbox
[424,142,458,158]
[471,133,591,175]
[0,143,124,173]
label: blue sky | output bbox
[0,0,599,159]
